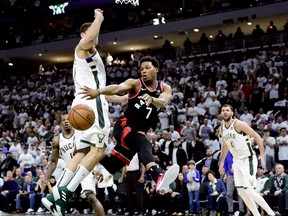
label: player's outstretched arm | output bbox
[105,95,128,104]
[79,78,138,100]
[77,9,104,51]
[45,135,60,180]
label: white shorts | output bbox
[80,172,97,198]
[71,96,110,151]
[233,155,258,189]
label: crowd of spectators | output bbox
[1,0,287,49]
[0,42,287,214]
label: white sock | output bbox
[247,188,275,215]
[237,188,261,216]
[56,168,74,187]
[67,164,89,192]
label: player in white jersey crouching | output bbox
[43,114,105,216]
[218,104,277,216]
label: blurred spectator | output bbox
[197,148,219,178]
[252,24,265,38]
[240,107,253,126]
[106,53,114,66]
[124,153,145,216]
[0,171,19,213]
[263,129,276,173]
[162,40,175,58]
[170,172,189,215]
[18,145,34,172]
[266,21,277,35]
[169,125,180,141]
[14,174,36,213]
[261,164,288,216]
[198,119,214,143]
[215,30,226,42]
[35,148,44,167]
[207,170,227,216]
[26,173,51,214]
[184,160,200,215]
[234,27,245,40]
[1,151,18,176]
[152,144,168,170]
[183,37,193,56]
[249,83,264,114]
[9,138,22,159]
[169,139,187,169]
[14,168,24,189]
[204,132,220,154]
[276,128,288,170]
[181,120,197,144]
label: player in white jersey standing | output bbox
[218,104,276,216]
[44,114,105,216]
[42,9,126,216]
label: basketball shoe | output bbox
[41,194,57,216]
[156,164,180,195]
[53,185,73,216]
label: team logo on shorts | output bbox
[97,133,105,144]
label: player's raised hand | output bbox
[79,86,100,100]
[94,8,104,20]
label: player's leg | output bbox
[41,150,88,215]
[86,192,105,216]
[53,145,106,216]
[52,128,108,216]
[79,173,105,216]
[125,132,179,195]
[235,156,275,216]
[58,150,88,187]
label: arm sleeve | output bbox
[194,169,200,182]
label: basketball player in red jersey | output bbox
[80,56,180,196]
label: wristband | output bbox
[96,89,101,95]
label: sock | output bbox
[66,164,90,192]
[237,188,261,216]
[56,168,74,187]
[147,165,162,182]
[247,188,275,215]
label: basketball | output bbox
[68,104,95,131]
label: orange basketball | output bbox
[68,104,95,131]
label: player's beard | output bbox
[223,114,233,122]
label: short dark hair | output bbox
[207,170,216,177]
[80,22,92,33]
[140,56,160,69]
[221,104,234,112]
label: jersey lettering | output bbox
[124,79,163,132]
[134,100,146,109]
[60,142,74,154]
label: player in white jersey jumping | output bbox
[44,114,105,216]
[218,104,276,216]
[42,9,127,216]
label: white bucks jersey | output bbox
[222,119,254,159]
[73,50,106,95]
[72,50,110,131]
[59,132,76,164]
